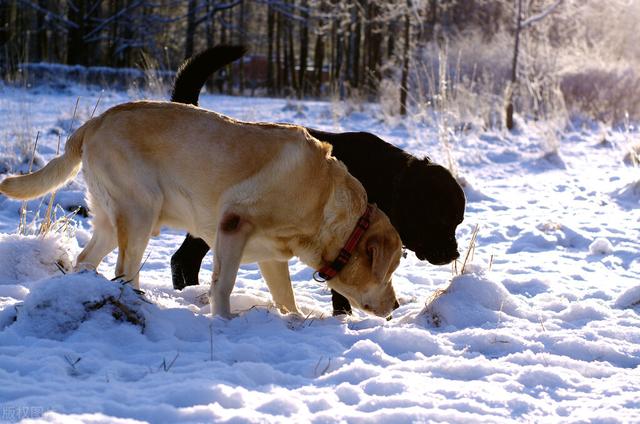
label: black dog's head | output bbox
[391,158,466,265]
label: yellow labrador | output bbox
[0,101,402,318]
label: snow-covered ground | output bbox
[0,84,639,423]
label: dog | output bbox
[169,46,466,315]
[0,101,403,319]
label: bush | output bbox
[560,66,640,124]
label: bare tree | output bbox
[505,0,564,130]
[400,0,411,115]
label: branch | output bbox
[83,0,146,40]
[193,0,242,27]
[521,0,564,29]
[17,0,79,29]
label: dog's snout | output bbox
[393,300,400,310]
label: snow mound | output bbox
[508,223,592,253]
[530,150,566,170]
[588,237,614,255]
[0,233,76,285]
[422,267,531,328]
[23,411,144,424]
[622,143,640,166]
[457,175,493,202]
[11,272,146,340]
[613,180,640,205]
[614,285,640,309]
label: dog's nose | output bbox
[393,300,400,310]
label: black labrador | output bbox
[169,46,466,315]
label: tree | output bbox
[297,0,309,98]
[185,0,198,60]
[505,0,564,130]
[400,0,411,115]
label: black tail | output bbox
[171,45,247,106]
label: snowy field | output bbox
[0,83,639,423]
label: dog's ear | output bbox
[363,208,402,282]
[366,236,388,282]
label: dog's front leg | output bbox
[210,212,253,318]
[258,260,300,315]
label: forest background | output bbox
[2,0,639,130]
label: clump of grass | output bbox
[435,41,457,179]
[83,294,146,330]
[18,131,40,235]
[624,144,640,167]
[129,50,171,100]
[19,98,83,238]
[453,224,480,276]
[38,134,63,237]
[17,96,102,239]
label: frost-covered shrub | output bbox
[11,273,146,340]
[560,66,640,124]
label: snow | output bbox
[0,83,639,423]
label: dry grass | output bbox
[453,224,480,277]
[138,50,171,100]
[624,143,640,168]
[15,95,104,238]
[17,131,40,235]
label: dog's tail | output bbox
[171,45,247,106]
[0,120,89,200]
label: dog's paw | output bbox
[212,311,239,320]
[195,291,210,306]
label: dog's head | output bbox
[392,158,466,265]
[327,207,402,318]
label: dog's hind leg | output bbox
[75,205,117,272]
[171,234,210,290]
[210,212,254,318]
[114,207,157,290]
[258,260,300,315]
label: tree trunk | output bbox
[205,0,216,93]
[185,0,198,60]
[287,7,297,93]
[400,0,411,116]
[35,0,49,62]
[420,0,437,43]
[387,19,396,60]
[66,1,86,65]
[238,0,245,94]
[505,0,522,130]
[267,3,275,95]
[330,15,337,91]
[313,32,325,96]
[3,0,22,71]
[122,0,136,67]
[348,3,361,89]
[275,8,283,94]
[297,0,309,99]
[205,0,215,48]
[367,2,382,91]
[335,29,344,97]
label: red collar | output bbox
[313,204,375,282]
